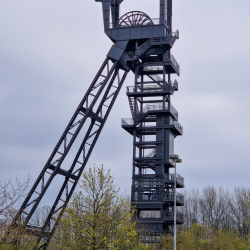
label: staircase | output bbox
[146,149,156,158]
[128,96,139,119]
[126,30,179,63]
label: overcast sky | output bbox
[1,0,250,206]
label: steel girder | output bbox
[8,57,128,249]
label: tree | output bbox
[198,186,229,232]
[0,176,37,250]
[54,165,138,250]
[229,187,250,237]
[179,186,250,236]
[179,188,200,231]
[210,229,248,250]
[0,177,30,230]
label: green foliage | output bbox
[158,225,250,250]
[54,165,139,250]
[0,235,37,250]
[2,174,250,250]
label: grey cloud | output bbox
[1,0,250,205]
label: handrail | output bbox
[147,74,163,83]
[132,174,184,187]
[163,192,184,202]
[128,96,139,118]
[121,118,134,126]
[144,66,163,71]
[164,173,184,185]
[170,105,178,120]
[169,30,179,46]
[121,118,183,134]
[171,54,180,72]
[134,39,153,58]
[133,103,178,125]
[126,81,178,94]
[173,79,178,91]
[127,29,179,61]
[163,211,183,221]
[173,121,183,134]
[172,30,179,39]
[142,67,163,83]
[133,174,161,178]
[141,103,178,120]
[127,85,163,92]
[163,53,180,74]
[133,174,184,181]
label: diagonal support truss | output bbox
[9,56,128,249]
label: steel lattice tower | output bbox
[7,0,184,248]
[121,33,184,240]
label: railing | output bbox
[172,30,179,39]
[126,29,179,60]
[128,96,139,118]
[152,37,168,44]
[126,80,178,94]
[144,66,163,72]
[151,30,179,46]
[162,211,184,221]
[143,103,164,113]
[170,30,179,46]
[137,84,164,92]
[142,103,178,120]
[121,118,134,126]
[170,105,178,120]
[147,73,163,83]
[122,118,182,133]
[134,174,159,179]
[133,180,163,187]
[126,85,162,93]
[164,173,184,186]
[171,54,180,73]
[173,79,178,90]
[163,53,180,74]
[143,67,163,83]
[140,191,161,201]
[133,191,184,203]
[173,121,183,134]
[132,174,184,188]
[143,103,162,112]
[134,39,153,59]
[163,192,184,203]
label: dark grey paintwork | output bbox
[8,0,184,248]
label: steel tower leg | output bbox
[8,57,128,249]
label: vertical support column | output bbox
[167,0,172,30]
[160,0,172,30]
[102,2,110,30]
[111,3,119,24]
[159,0,166,25]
